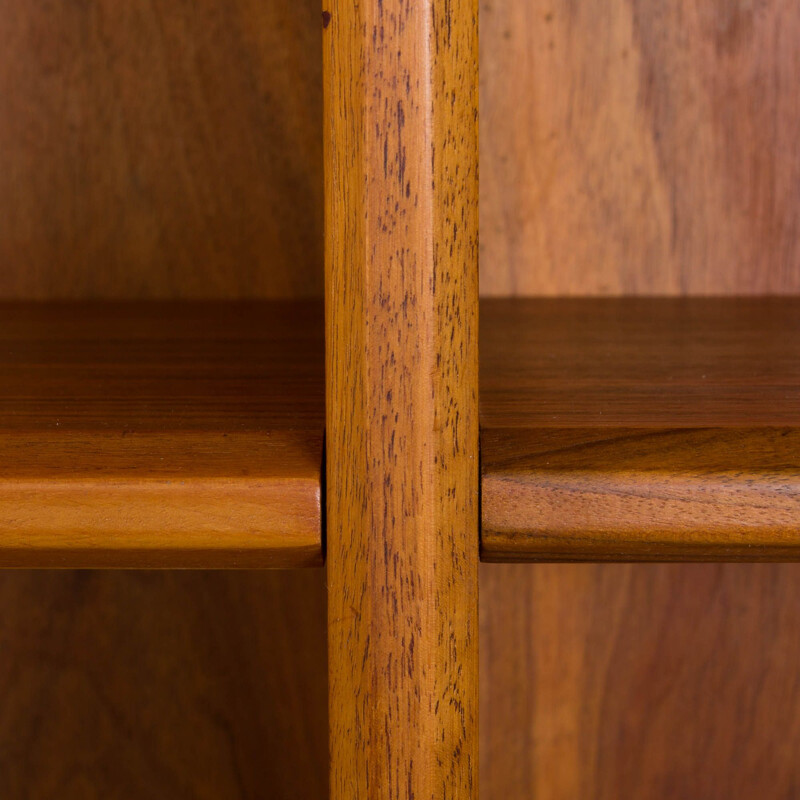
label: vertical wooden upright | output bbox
[324,0,479,796]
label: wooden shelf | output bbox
[0,301,323,568]
[480,298,800,561]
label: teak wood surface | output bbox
[480,298,800,561]
[479,3,800,792]
[480,0,800,295]
[324,0,479,796]
[0,0,323,298]
[2,0,799,795]
[480,562,800,799]
[0,2,331,795]
[0,301,323,567]
[0,569,328,798]
[478,2,800,789]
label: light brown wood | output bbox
[0,0,322,298]
[0,569,328,798]
[324,0,479,795]
[480,298,800,561]
[480,0,800,295]
[0,301,323,567]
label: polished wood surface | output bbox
[480,298,800,428]
[481,562,800,799]
[484,427,800,561]
[480,0,800,296]
[0,0,322,298]
[0,1,329,793]
[0,301,323,567]
[478,1,800,795]
[0,569,328,798]
[480,298,800,560]
[324,0,479,795]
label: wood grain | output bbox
[0,301,323,567]
[324,0,479,796]
[0,0,322,298]
[480,298,800,428]
[481,562,800,799]
[480,0,800,295]
[0,2,329,793]
[0,569,328,798]
[479,3,800,796]
[484,427,800,561]
[480,298,800,560]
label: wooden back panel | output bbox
[0,0,322,298]
[0,570,328,798]
[481,563,800,799]
[480,2,800,797]
[481,0,800,296]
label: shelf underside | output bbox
[0,301,324,568]
[480,298,800,562]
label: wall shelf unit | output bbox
[2,0,800,797]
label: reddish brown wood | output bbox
[0,0,322,298]
[479,2,800,796]
[484,427,800,561]
[0,569,328,798]
[481,562,800,799]
[0,301,323,567]
[0,3,328,794]
[480,298,800,428]
[480,298,800,561]
[480,0,800,296]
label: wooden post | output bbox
[324,0,479,796]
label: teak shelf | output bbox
[6,298,798,567]
[2,0,800,797]
[0,301,323,568]
[481,298,800,562]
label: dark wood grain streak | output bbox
[0,0,322,298]
[480,0,800,296]
[324,0,480,795]
[480,298,800,561]
[0,301,323,567]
